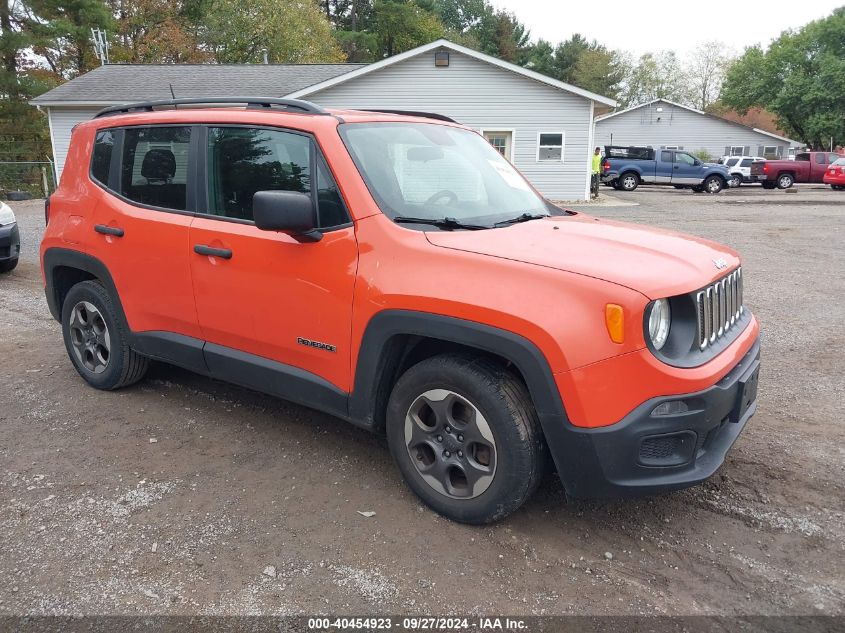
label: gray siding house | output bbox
[31,39,616,201]
[594,99,802,161]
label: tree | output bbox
[476,9,529,63]
[570,47,624,100]
[107,0,209,63]
[618,51,689,107]
[203,0,345,63]
[721,7,845,147]
[684,40,732,111]
[430,0,487,33]
[522,38,554,77]
[552,33,589,83]
[24,0,113,78]
[372,0,443,58]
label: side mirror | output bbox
[693,159,702,166]
[253,190,321,242]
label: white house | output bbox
[594,98,802,161]
[31,39,616,201]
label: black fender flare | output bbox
[349,310,585,481]
[42,247,129,332]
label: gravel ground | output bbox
[1,185,843,618]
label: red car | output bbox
[823,157,845,190]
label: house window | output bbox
[729,146,745,156]
[482,130,513,161]
[763,145,779,158]
[537,132,564,162]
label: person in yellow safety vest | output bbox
[591,147,601,198]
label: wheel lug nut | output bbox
[457,450,463,457]
[436,435,443,442]
[444,451,451,458]
[458,434,464,442]
[445,426,451,433]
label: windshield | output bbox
[339,122,551,226]
[833,158,845,167]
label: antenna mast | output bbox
[91,28,110,66]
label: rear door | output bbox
[670,151,705,185]
[88,125,201,339]
[188,125,358,392]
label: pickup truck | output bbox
[601,146,732,193]
[750,151,844,189]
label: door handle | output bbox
[673,165,679,169]
[94,224,124,237]
[194,244,233,259]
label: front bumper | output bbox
[0,222,20,261]
[553,336,760,498]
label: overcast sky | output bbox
[488,1,836,56]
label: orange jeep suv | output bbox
[41,98,761,523]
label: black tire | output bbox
[612,181,623,190]
[729,174,743,188]
[832,185,844,191]
[61,280,149,390]
[5,191,31,201]
[762,181,777,190]
[618,172,639,191]
[0,257,18,273]
[776,173,794,189]
[691,185,704,193]
[386,353,548,524]
[703,175,725,194]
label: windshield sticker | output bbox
[487,159,531,191]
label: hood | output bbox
[424,214,740,299]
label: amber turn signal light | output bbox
[605,304,624,343]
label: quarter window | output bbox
[537,132,564,162]
[206,126,349,228]
[91,129,115,186]
[120,126,191,211]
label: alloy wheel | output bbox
[68,301,111,374]
[404,389,497,499]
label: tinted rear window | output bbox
[120,126,191,211]
[91,129,115,185]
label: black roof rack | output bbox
[94,97,329,119]
[359,109,457,123]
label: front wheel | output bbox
[0,257,18,273]
[729,174,742,188]
[386,354,548,524]
[704,175,725,194]
[777,173,794,189]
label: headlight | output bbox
[647,298,671,350]
[0,202,15,226]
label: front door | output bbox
[483,131,513,161]
[671,151,705,185]
[188,125,358,392]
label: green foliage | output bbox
[203,0,345,63]
[721,7,845,146]
[372,0,443,57]
[692,149,712,162]
[618,51,689,107]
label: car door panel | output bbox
[88,126,201,338]
[671,151,703,184]
[188,125,358,392]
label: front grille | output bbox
[696,267,743,350]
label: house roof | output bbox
[288,39,618,107]
[31,39,617,109]
[595,99,801,144]
[30,63,366,106]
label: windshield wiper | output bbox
[493,212,548,227]
[393,216,489,230]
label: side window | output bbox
[91,129,115,185]
[815,153,826,165]
[207,127,311,221]
[660,151,672,162]
[120,126,191,211]
[795,153,810,162]
[675,152,696,166]
[740,159,753,168]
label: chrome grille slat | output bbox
[696,267,744,350]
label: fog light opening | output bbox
[651,400,689,417]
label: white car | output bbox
[719,156,767,187]
[0,201,20,272]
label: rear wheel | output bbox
[386,353,547,524]
[777,173,794,189]
[619,172,639,191]
[61,280,149,390]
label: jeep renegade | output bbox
[41,98,761,524]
